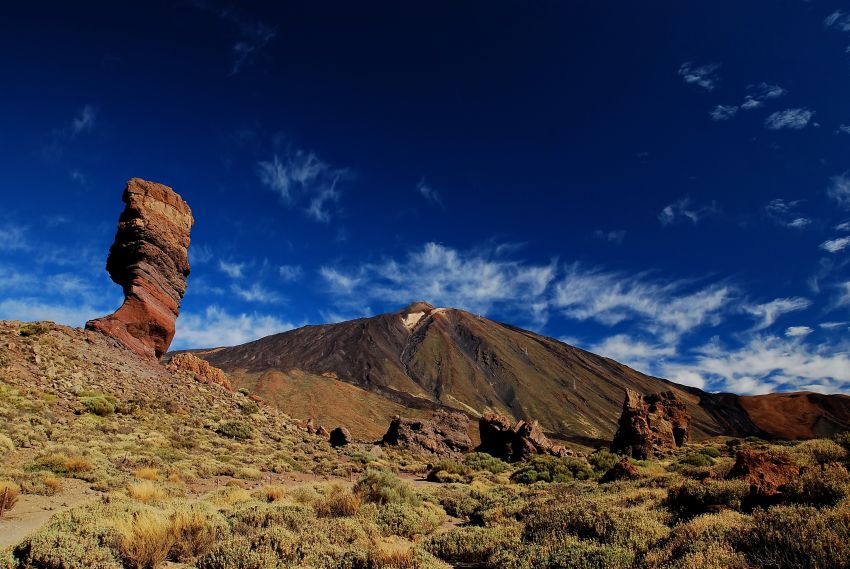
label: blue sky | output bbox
[2,1,850,395]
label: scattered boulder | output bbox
[86,179,194,359]
[477,412,571,462]
[165,353,232,390]
[329,426,352,447]
[381,410,472,456]
[610,389,691,459]
[727,448,800,508]
[316,425,330,438]
[599,457,640,483]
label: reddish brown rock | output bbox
[727,448,800,506]
[477,413,571,462]
[165,353,232,390]
[86,179,194,360]
[599,457,640,483]
[329,426,352,447]
[382,410,472,456]
[610,389,691,459]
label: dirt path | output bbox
[0,478,98,550]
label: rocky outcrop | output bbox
[599,457,640,483]
[610,389,691,459]
[86,178,194,360]
[477,413,571,462]
[727,448,800,508]
[329,426,352,447]
[381,410,472,456]
[165,353,232,390]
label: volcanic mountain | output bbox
[190,302,850,443]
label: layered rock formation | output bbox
[727,448,800,508]
[610,389,691,459]
[86,179,194,359]
[381,410,472,456]
[165,353,232,390]
[477,413,570,462]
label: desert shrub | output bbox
[424,525,520,564]
[33,452,93,476]
[740,504,850,568]
[793,438,848,466]
[521,496,669,554]
[116,509,174,569]
[315,484,362,517]
[237,388,251,396]
[261,485,286,502]
[81,395,116,417]
[354,469,420,506]
[666,479,750,519]
[238,400,259,415]
[169,502,227,561]
[699,446,722,458]
[490,538,634,569]
[0,480,20,515]
[376,502,445,538]
[783,463,850,506]
[463,452,508,474]
[11,530,120,569]
[196,538,281,569]
[433,485,479,519]
[643,510,750,569]
[19,323,48,337]
[227,502,315,534]
[133,467,159,481]
[679,453,714,468]
[215,420,253,441]
[235,467,262,481]
[127,481,167,504]
[0,433,15,455]
[426,460,471,483]
[510,456,594,484]
[588,448,619,473]
[469,485,529,526]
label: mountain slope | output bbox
[190,302,850,443]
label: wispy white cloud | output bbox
[787,218,812,229]
[743,297,811,330]
[678,62,721,91]
[70,105,96,136]
[764,199,812,229]
[662,335,850,395]
[658,196,718,226]
[173,305,293,348]
[188,244,214,265]
[821,321,848,330]
[835,125,850,135]
[218,259,246,279]
[825,10,850,32]
[257,147,348,222]
[553,265,733,343]
[278,264,303,282]
[188,1,277,74]
[827,173,850,209]
[741,83,786,110]
[589,334,676,378]
[765,108,815,130]
[0,223,29,251]
[416,178,443,207]
[231,283,282,304]
[820,236,850,253]
[785,326,814,337]
[0,298,105,328]
[710,105,738,121]
[594,229,626,244]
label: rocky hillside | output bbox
[191,302,850,443]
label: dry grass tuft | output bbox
[134,467,160,481]
[369,539,416,568]
[0,480,20,516]
[116,509,174,569]
[262,484,287,502]
[127,481,167,504]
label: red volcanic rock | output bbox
[166,353,232,390]
[600,457,640,483]
[382,410,472,456]
[727,448,800,506]
[477,413,571,462]
[610,389,691,459]
[86,179,194,359]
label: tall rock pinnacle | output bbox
[86,178,194,359]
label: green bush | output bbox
[424,525,520,564]
[463,452,508,474]
[699,446,722,459]
[511,456,594,484]
[81,396,115,417]
[783,463,850,507]
[433,485,479,519]
[354,469,420,506]
[679,453,714,468]
[739,504,850,568]
[376,502,444,538]
[588,448,619,473]
[238,400,259,415]
[426,460,472,483]
[490,538,635,569]
[19,323,48,337]
[666,479,749,519]
[215,421,253,441]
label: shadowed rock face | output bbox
[610,389,691,459]
[477,412,571,462]
[86,178,193,359]
[382,410,472,456]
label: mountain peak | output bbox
[399,301,435,314]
